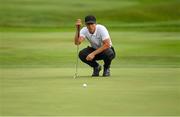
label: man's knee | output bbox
[79,47,94,60]
[79,50,86,60]
[103,48,115,60]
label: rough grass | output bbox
[1,32,180,68]
[0,0,180,31]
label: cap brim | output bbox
[85,21,96,24]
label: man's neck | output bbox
[90,26,96,34]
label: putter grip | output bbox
[77,25,80,38]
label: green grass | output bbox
[0,0,180,116]
[1,68,180,115]
[0,31,180,115]
[1,32,180,68]
[0,0,180,31]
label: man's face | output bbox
[86,23,96,34]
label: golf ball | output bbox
[83,83,87,87]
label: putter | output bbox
[74,24,80,78]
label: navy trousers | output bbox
[79,46,116,69]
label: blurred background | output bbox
[0,0,180,31]
[1,0,180,68]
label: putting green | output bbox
[1,67,180,115]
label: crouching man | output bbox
[74,15,115,77]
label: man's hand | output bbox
[86,53,95,61]
[76,19,82,28]
[74,19,84,45]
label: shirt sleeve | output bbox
[80,27,86,38]
[100,26,110,41]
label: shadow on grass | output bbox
[74,75,92,79]
[38,75,92,80]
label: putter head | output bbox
[74,73,78,78]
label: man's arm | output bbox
[74,19,84,45]
[86,39,110,61]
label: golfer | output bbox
[74,15,115,77]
